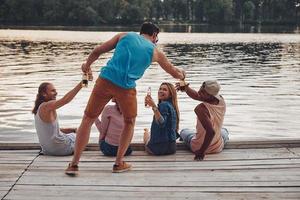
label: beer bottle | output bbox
[82,73,88,87]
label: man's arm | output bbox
[194,104,215,161]
[153,49,185,80]
[82,32,127,74]
[43,82,82,111]
[185,85,205,101]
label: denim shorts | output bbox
[146,141,176,155]
[99,140,132,157]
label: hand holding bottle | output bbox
[82,73,88,87]
[81,63,93,81]
[175,79,189,92]
[144,87,153,108]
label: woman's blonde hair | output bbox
[158,82,180,132]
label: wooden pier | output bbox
[1,139,300,200]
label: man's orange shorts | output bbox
[84,77,137,120]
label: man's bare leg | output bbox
[72,115,95,165]
[115,117,135,165]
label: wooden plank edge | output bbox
[1,139,300,150]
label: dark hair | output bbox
[32,82,50,115]
[140,22,159,36]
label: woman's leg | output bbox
[180,129,196,150]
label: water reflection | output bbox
[0,35,299,143]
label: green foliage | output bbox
[0,0,298,26]
[243,1,255,20]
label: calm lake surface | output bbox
[0,29,299,142]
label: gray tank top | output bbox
[34,106,75,156]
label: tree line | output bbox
[0,0,299,26]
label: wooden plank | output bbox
[0,150,40,162]
[289,148,300,156]
[18,168,300,187]
[30,158,300,168]
[1,148,300,200]
[10,184,300,193]
[1,139,300,150]
[0,150,39,199]
[32,148,298,163]
[4,189,300,200]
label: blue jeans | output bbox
[180,128,229,150]
[99,140,132,157]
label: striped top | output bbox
[95,105,124,146]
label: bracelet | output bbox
[152,106,158,112]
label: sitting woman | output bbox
[143,82,179,155]
[95,98,132,157]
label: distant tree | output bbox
[203,0,233,24]
[120,5,141,23]
[0,0,298,26]
[243,1,255,22]
[194,0,205,22]
[149,0,163,21]
[162,0,173,20]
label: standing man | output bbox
[65,22,185,175]
[178,80,228,161]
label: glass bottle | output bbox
[82,73,88,87]
[145,86,151,107]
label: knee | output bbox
[82,114,97,125]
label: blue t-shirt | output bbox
[148,100,178,144]
[100,32,155,89]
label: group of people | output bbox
[32,22,228,175]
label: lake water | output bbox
[0,29,300,143]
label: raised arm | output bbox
[152,48,185,80]
[185,85,206,101]
[82,32,127,74]
[145,95,165,125]
[43,82,82,111]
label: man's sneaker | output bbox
[112,161,132,173]
[65,163,79,176]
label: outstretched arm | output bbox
[185,85,205,101]
[43,82,82,111]
[82,32,127,74]
[175,83,206,102]
[153,49,185,80]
